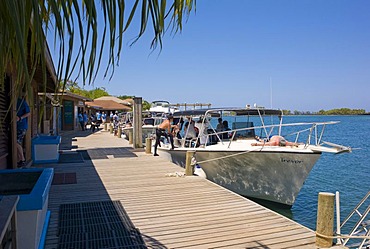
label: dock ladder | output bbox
[339,191,370,248]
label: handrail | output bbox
[174,115,342,150]
[340,191,370,248]
[201,121,339,148]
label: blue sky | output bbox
[51,1,370,112]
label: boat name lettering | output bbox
[280,158,303,164]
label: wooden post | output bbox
[133,97,143,148]
[117,127,122,138]
[10,79,17,169]
[145,138,152,154]
[109,124,113,134]
[128,130,133,144]
[316,192,335,248]
[185,151,195,176]
[104,123,107,131]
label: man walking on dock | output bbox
[153,115,175,156]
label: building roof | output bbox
[38,91,92,107]
[34,38,58,92]
[61,91,92,101]
[94,96,132,106]
[85,100,131,111]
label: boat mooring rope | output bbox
[316,231,370,240]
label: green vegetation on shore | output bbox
[65,82,367,115]
[64,81,152,109]
[282,108,367,115]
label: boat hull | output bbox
[160,148,321,206]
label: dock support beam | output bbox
[316,192,335,248]
[185,151,195,176]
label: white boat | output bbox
[157,107,351,206]
[122,100,178,142]
[149,100,178,114]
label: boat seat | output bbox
[207,129,218,145]
[231,122,255,138]
[143,118,155,125]
[183,137,198,148]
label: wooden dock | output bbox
[39,128,317,248]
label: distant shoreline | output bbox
[284,113,370,116]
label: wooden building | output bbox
[0,47,57,169]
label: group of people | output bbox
[216,118,231,139]
[153,115,210,156]
[15,94,122,167]
[78,111,116,132]
[152,115,301,156]
[78,111,88,131]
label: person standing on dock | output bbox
[153,115,175,156]
[102,111,107,124]
[78,112,85,131]
[109,111,114,123]
[16,92,31,167]
[83,111,88,130]
[113,111,119,136]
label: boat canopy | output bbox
[173,107,283,117]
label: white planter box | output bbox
[32,136,61,163]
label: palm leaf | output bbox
[0,0,196,110]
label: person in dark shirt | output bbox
[16,94,31,167]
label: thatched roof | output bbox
[123,98,134,105]
[94,96,132,106]
[85,100,131,111]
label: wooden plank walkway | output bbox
[38,129,317,249]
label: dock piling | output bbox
[316,192,335,248]
[185,151,195,176]
[133,97,143,148]
[145,138,152,154]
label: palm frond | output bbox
[0,0,196,102]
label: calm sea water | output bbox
[209,115,369,232]
[272,115,370,233]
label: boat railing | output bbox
[176,120,341,149]
[181,121,340,149]
[336,191,370,249]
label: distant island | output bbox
[282,108,368,115]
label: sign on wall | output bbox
[64,100,73,125]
